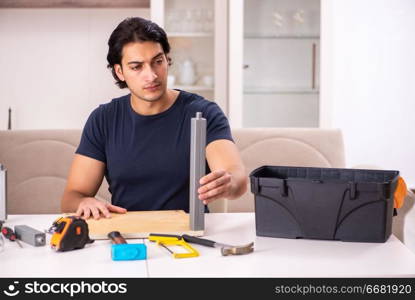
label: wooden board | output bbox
[66,210,204,240]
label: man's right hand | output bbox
[75,197,127,220]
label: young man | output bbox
[61,17,247,219]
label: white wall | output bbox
[321,0,415,186]
[0,8,150,130]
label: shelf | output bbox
[244,87,319,95]
[244,35,319,40]
[0,0,149,8]
[172,85,214,92]
[168,32,213,38]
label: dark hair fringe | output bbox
[106,17,171,89]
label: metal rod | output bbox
[160,243,173,254]
[0,165,7,222]
[312,43,316,90]
[7,108,11,130]
[189,112,206,231]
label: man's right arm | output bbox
[61,154,126,219]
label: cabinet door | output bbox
[243,0,320,128]
[151,0,222,104]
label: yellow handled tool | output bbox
[148,233,199,259]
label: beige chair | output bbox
[210,128,346,213]
[0,130,110,214]
[0,128,345,214]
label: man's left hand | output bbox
[198,170,233,204]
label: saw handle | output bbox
[182,235,216,248]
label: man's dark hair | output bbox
[107,17,171,89]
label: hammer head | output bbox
[221,242,254,256]
[111,243,147,261]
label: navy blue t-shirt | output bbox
[76,90,233,212]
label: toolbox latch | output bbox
[279,179,288,197]
[349,182,357,200]
[377,184,390,200]
[250,177,259,194]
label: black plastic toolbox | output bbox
[250,166,400,242]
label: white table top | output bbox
[0,214,147,278]
[2,213,415,278]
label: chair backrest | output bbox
[0,128,345,214]
[0,130,110,214]
[211,128,346,212]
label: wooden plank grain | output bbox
[76,210,204,239]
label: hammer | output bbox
[182,234,254,256]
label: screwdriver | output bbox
[1,226,23,248]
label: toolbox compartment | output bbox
[250,166,400,243]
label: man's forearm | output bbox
[61,190,89,213]
[227,166,248,200]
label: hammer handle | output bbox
[182,235,216,248]
[108,231,127,244]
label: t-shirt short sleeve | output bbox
[203,101,234,146]
[75,106,106,163]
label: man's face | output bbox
[115,41,169,102]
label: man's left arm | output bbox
[198,139,248,204]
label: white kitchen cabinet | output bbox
[229,0,321,128]
[150,0,228,110]
[151,0,320,128]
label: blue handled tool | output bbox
[108,231,146,261]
